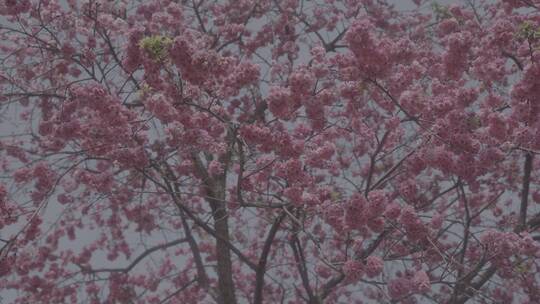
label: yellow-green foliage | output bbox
[137,83,153,98]
[467,115,482,130]
[431,2,452,20]
[330,191,341,201]
[139,35,173,61]
[514,257,532,274]
[518,21,540,40]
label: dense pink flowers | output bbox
[2,0,540,303]
[267,86,294,119]
[412,270,431,293]
[364,256,384,278]
[388,277,411,299]
[343,259,364,282]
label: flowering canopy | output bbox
[1,0,540,303]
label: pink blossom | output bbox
[267,86,293,119]
[1,1,540,303]
[388,277,411,299]
[365,256,384,278]
[412,270,431,293]
[343,260,364,282]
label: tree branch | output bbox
[88,237,188,274]
[254,212,285,304]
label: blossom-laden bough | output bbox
[1,0,540,303]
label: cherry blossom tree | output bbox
[1,0,540,303]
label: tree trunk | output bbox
[209,186,237,304]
